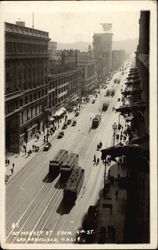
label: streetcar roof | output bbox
[62,153,78,168]
[54,149,68,162]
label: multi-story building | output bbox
[93,32,113,81]
[112,50,126,71]
[61,49,79,70]
[5,21,50,153]
[48,68,82,115]
[78,51,97,95]
[48,41,57,60]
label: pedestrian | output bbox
[5,158,8,165]
[7,159,10,165]
[94,154,96,163]
[12,163,15,169]
[11,168,13,175]
[97,158,100,165]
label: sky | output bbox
[0,1,152,44]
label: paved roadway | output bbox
[6,65,130,245]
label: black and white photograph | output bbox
[0,1,157,249]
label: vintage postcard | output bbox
[0,1,157,249]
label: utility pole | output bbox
[112,122,117,146]
[32,12,34,29]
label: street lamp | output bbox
[112,122,117,146]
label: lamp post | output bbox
[112,122,117,146]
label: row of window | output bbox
[6,42,48,54]
[58,94,68,104]
[20,102,47,125]
[5,101,19,115]
[49,77,78,91]
[58,86,67,94]
[22,88,48,106]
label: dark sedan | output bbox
[43,142,52,151]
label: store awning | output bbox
[49,117,55,121]
[101,144,141,160]
[116,103,146,114]
[125,115,134,121]
[53,107,66,117]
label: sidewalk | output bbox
[95,160,128,243]
[4,110,78,184]
[94,112,129,243]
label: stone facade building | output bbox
[93,32,113,81]
[78,51,97,95]
[48,68,82,116]
[5,22,50,153]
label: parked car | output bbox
[67,119,72,125]
[72,120,77,126]
[92,99,95,104]
[75,111,79,117]
[43,142,52,151]
[62,123,67,129]
[57,131,64,138]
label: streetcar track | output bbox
[25,190,63,244]
[6,165,49,217]
[6,179,59,242]
[10,183,60,244]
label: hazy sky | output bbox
[0,1,152,44]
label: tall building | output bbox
[93,32,113,81]
[5,22,50,153]
[48,48,82,115]
[78,51,97,95]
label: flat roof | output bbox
[5,22,49,40]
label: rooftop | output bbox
[5,22,49,40]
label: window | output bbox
[25,96,28,104]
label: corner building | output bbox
[5,22,50,153]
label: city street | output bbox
[6,67,128,244]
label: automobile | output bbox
[62,123,67,129]
[57,131,64,139]
[92,99,95,104]
[117,98,120,102]
[43,142,52,151]
[67,119,72,125]
[75,111,79,117]
[72,120,77,126]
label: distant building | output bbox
[5,22,50,153]
[112,50,126,71]
[61,49,79,70]
[78,51,97,95]
[48,41,57,60]
[93,32,113,80]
